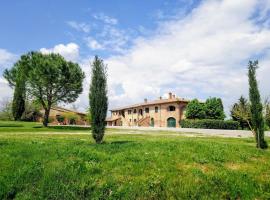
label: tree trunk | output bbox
[43,108,50,127]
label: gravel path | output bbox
[107,126,270,138]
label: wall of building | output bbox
[111,102,187,128]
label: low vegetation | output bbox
[0,126,269,199]
[180,119,239,130]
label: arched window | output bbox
[139,109,143,115]
[168,106,176,111]
[133,109,137,114]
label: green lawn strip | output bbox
[0,133,270,199]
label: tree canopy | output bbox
[230,96,251,130]
[185,99,205,119]
[204,97,225,120]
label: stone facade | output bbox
[106,93,189,128]
[39,107,88,125]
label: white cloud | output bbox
[85,37,104,50]
[0,49,16,68]
[67,21,90,33]
[0,78,13,102]
[102,0,270,116]
[93,13,118,25]
[40,43,79,62]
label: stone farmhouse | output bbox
[106,92,189,128]
[39,106,88,125]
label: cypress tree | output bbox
[4,56,29,121]
[12,77,25,120]
[248,60,268,149]
[89,56,108,143]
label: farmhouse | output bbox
[106,92,189,127]
[39,106,88,125]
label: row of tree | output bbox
[185,97,225,120]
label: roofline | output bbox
[110,98,190,111]
[51,106,86,115]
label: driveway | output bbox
[107,126,270,138]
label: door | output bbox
[150,118,154,127]
[167,117,176,127]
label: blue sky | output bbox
[0,0,199,56]
[1,0,270,115]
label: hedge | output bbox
[180,119,239,130]
[48,125,91,130]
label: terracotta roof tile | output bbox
[110,97,189,111]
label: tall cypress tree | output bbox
[248,60,268,149]
[4,55,29,120]
[89,56,108,143]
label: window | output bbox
[133,109,137,114]
[139,109,143,115]
[145,107,149,113]
[130,119,132,122]
[168,106,176,111]
[134,119,137,122]
[128,110,132,114]
[155,106,158,113]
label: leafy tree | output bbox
[205,97,225,120]
[185,99,205,119]
[89,56,108,143]
[25,52,84,126]
[230,96,251,130]
[248,60,267,149]
[21,100,42,122]
[3,55,31,120]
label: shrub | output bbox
[63,113,79,125]
[56,115,65,123]
[180,119,239,130]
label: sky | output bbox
[0,0,270,116]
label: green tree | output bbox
[185,99,205,119]
[89,56,108,143]
[248,60,267,149]
[3,55,31,120]
[25,52,84,126]
[205,97,225,120]
[230,96,251,130]
[21,100,42,122]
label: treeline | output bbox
[180,97,239,129]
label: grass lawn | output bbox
[0,122,270,199]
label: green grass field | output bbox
[0,121,270,199]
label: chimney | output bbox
[144,98,147,103]
[172,94,176,99]
[168,92,172,99]
[159,96,162,100]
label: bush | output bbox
[56,115,65,123]
[180,119,239,130]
